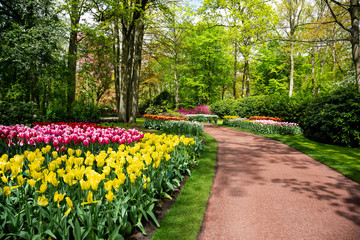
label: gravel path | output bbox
[198,125,360,240]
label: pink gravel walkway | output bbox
[198,125,360,240]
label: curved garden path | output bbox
[198,125,360,240]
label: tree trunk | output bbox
[241,63,246,98]
[129,21,145,123]
[332,41,336,84]
[311,45,316,95]
[350,0,360,92]
[119,0,148,122]
[289,40,294,97]
[67,6,80,116]
[174,52,179,109]
[114,19,121,117]
[233,40,237,99]
[119,29,131,122]
[222,84,226,100]
[245,59,250,97]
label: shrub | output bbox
[210,94,311,122]
[299,85,360,147]
[209,99,237,117]
[0,101,38,125]
[153,90,173,106]
[70,101,100,120]
[145,105,163,115]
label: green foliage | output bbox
[210,99,237,117]
[0,101,38,125]
[70,101,100,120]
[187,114,219,122]
[143,119,204,136]
[180,23,232,105]
[45,100,68,122]
[153,90,173,106]
[211,94,310,122]
[0,0,67,115]
[299,85,360,147]
[145,106,163,115]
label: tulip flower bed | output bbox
[222,116,239,119]
[0,123,144,157]
[223,119,302,135]
[142,114,187,121]
[249,116,284,121]
[176,105,212,115]
[186,114,219,123]
[0,132,203,239]
[143,119,204,136]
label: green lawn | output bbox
[150,134,217,240]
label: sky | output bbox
[188,0,202,5]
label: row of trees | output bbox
[0,0,359,122]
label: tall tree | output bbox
[277,0,307,97]
[119,0,150,123]
[0,0,66,112]
[63,0,90,115]
[182,23,232,104]
[324,0,360,92]
[147,2,190,108]
[202,0,276,98]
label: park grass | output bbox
[225,126,360,184]
[150,134,217,240]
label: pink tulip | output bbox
[44,136,51,144]
[83,138,90,146]
[53,139,59,147]
[36,135,43,143]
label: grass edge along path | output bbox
[224,126,360,184]
[150,134,217,240]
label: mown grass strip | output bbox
[151,134,217,240]
[226,126,360,184]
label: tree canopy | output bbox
[0,0,358,121]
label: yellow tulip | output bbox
[102,165,111,176]
[104,180,113,192]
[1,154,8,161]
[27,179,36,188]
[27,152,36,161]
[54,191,66,207]
[80,179,90,190]
[165,153,171,161]
[65,197,74,215]
[2,186,11,196]
[37,195,49,207]
[1,175,8,184]
[67,148,74,156]
[57,168,66,177]
[75,149,82,157]
[17,175,25,186]
[129,173,136,183]
[105,191,115,202]
[52,151,58,159]
[37,183,47,193]
[81,191,100,205]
